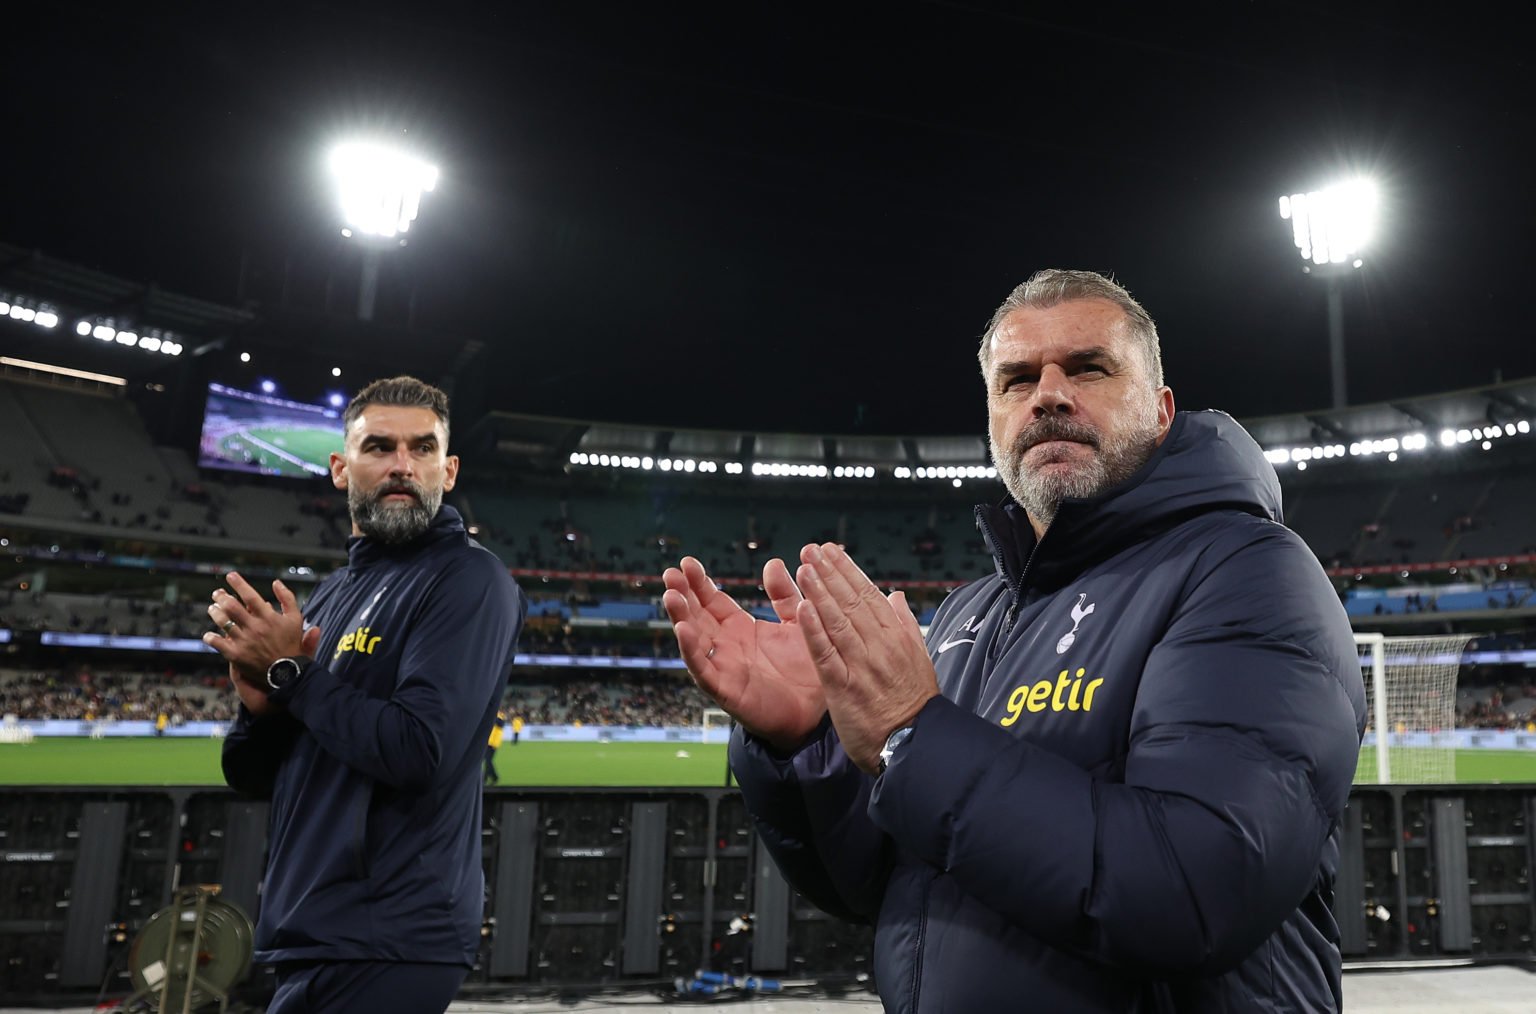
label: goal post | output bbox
[1357,633,1388,783]
[701,707,733,744]
[1354,632,1471,784]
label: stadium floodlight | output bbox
[1279,177,1379,411]
[330,142,438,239]
[1279,179,1378,267]
[330,141,439,322]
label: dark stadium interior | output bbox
[4,3,1536,1008]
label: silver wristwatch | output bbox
[878,725,915,774]
[266,656,312,692]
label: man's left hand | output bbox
[794,542,939,774]
[203,573,316,688]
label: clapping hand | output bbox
[794,543,939,774]
[662,556,826,752]
[203,572,321,717]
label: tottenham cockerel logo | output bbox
[1055,593,1095,654]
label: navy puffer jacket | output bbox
[731,410,1366,1012]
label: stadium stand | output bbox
[6,366,1536,741]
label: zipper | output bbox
[979,513,1047,661]
[908,874,931,1012]
[975,512,1021,661]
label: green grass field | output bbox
[0,738,735,787]
[1353,746,1536,784]
[2,738,1534,787]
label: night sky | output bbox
[4,2,1532,436]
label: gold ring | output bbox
[222,620,237,633]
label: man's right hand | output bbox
[662,556,825,753]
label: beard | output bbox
[991,402,1161,531]
[348,477,443,544]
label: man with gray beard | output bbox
[664,271,1365,1012]
[213,376,524,1013]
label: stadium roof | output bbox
[0,241,254,341]
[6,233,1534,479]
[469,375,1536,474]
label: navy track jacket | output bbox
[223,506,524,966]
[731,411,1367,1013]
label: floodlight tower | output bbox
[329,142,439,321]
[1278,178,1378,409]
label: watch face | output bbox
[267,658,299,689]
[880,727,914,770]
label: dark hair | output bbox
[342,376,450,440]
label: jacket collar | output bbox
[346,503,466,569]
[976,411,1282,595]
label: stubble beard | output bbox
[349,478,443,544]
[992,401,1162,531]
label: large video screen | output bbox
[198,383,343,478]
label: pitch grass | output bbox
[0,738,735,787]
[1354,747,1536,785]
[3,739,1535,787]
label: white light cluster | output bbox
[331,142,439,239]
[564,455,901,481]
[1438,422,1530,447]
[75,319,183,356]
[567,452,719,474]
[909,465,998,480]
[1267,422,1533,470]
[1279,178,1378,267]
[753,461,828,477]
[0,295,60,331]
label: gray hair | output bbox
[977,269,1164,388]
[343,375,451,441]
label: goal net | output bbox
[1354,632,1471,784]
[0,714,34,745]
[701,707,733,745]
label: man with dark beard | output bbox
[210,376,524,1013]
[662,271,1365,1012]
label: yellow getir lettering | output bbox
[1082,677,1105,711]
[999,669,1106,724]
[1002,685,1027,726]
[367,636,382,654]
[1052,669,1072,711]
[339,633,355,652]
[1067,668,1086,710]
